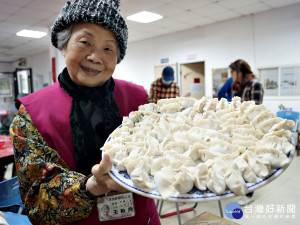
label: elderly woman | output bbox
[10,0,160,224]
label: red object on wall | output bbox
[52,57,57,83]
[194,78,200,83]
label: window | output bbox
[258,65,300,97]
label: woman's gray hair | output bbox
[55,24,121,62]
[56,25,74,50]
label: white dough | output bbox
[101,97,294,198]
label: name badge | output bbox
[97,192,135,221]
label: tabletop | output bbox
[0,135,14,181]
[183,212,240,225]
[0,135,13,159]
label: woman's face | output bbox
[231,69,241,82]
[62,23,118,87]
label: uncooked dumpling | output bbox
[138,103,160,113]
[161,102,183,114]
[250,111,276,127]
[257,117,284,133]
[206,159,228,194]
[243,151,271,178]
[230,96,241,110]
[194,118,221,130]
[151,157,171,176]
[154,167,177,199]
[216,98,229,111]
[173,167,194,194]
[258,136,294,154]
[270,119,295,132]
[176,97,197,109]
[193,96,207,113]
[193,163,209,190]
[225,166,248,196]
[242,104,268,122]
[233,156,257,183]
[238,100,255,116]
[203,98,218,111]
[251,147,289,168]
[130,161,154,189]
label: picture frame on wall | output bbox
[0,77,13,97]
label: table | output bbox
[0,135,14,181]
[183,212,240,225]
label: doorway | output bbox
[180,62,205,99]
[13,68,33,100]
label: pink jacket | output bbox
[19,78,160,225]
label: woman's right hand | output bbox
[86,153,127,196]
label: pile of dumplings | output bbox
[101,96,295,199]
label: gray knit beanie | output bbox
[51,0,128,63]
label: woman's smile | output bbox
[81,65,101,75]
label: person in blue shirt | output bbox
[217,77,233,101]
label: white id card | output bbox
[97,192,135,221]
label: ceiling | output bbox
[0,0,300,63]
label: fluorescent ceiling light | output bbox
[16,29,47,38]
[127,11,163,23]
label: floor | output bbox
[4,152,300,225]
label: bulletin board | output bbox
[0,77,13,97]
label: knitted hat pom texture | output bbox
[51,0,128,63]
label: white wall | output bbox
[19,51,52,87]
[254,5,300,67]
[0,62,13,72]
[27,51,52,87]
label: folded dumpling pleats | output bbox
[233,156,257,183]
[243,151,271,178]
[101,97,294,199]
[154,167,177,199]
[225,167,248,196]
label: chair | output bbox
[156,200,223,225]
[0,176,23,214]
[1,211,32,225]
[277,110,300,155]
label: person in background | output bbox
[230,59,264,104]
[217,76,233,101]
[9,0,160,224]
[229,59,264,206]
[149,66,180,103]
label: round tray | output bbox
[108,147,295,202]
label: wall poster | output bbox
[0,77,13,97]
